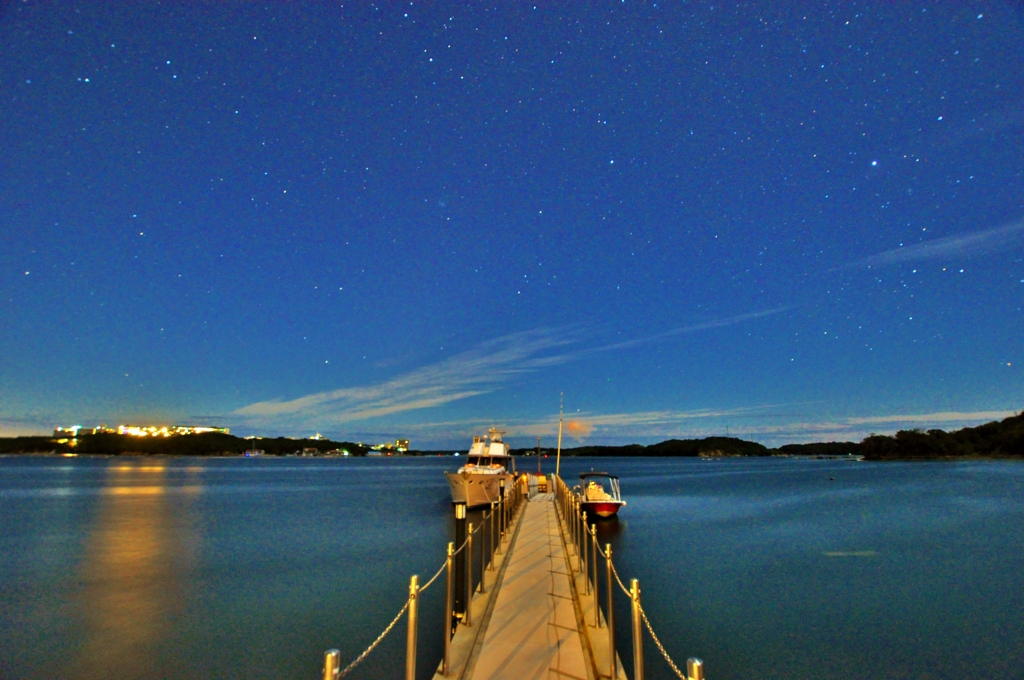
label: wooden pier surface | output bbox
[435,492,625,680]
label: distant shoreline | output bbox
[1,411,1021,460]
[3,452,1021,462]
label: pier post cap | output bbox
[455,503,466,519]
[323,649,341,680]
[687,657,704,680]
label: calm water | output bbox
[1,456,1022,680]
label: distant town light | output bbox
[54,424,229,438]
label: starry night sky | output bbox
[2,1,1022,448]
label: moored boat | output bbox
[574,471,626,518]
[445,428,516,508]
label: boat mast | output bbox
[555,392,563,477]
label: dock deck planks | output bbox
[466,493,589,680]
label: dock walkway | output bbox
[434,491,625,680]
[468,493,588,680]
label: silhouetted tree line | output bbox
[512,412,1024,459]
[511,436,771,457]
[2,412,1021,458]
[858,412,1024,459]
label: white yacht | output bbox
[445,428,516,507]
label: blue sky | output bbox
[2,1,1022,448]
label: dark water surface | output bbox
[1,456,1022,680]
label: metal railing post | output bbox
[499,479,507,543]
[606,544,615,680]
[477,519,486,593]
[581,512,589,582]
[443,543,454,676]
[497,495,504,553]
[630,578,644,680]
[454,503,466,620]
[566,481,571,527]
[577,501,584,565]
[687,657,705,680]
[575,498,581,556]
[569,498,576,553]
[322,649,340,680]
[466,523,473,625]
[406,575,419,680]
[591,524,599,627]
[489,502,496,567]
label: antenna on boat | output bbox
[556,392,563,477]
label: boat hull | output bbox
[445,471,513,508]
[580,500,624,518]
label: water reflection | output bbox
[73,460,199,680]
[593,515,623,543]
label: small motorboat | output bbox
[574,471,626,518]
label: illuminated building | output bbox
[54,424,229,438]
[54,425,89,438]
[114,425,230,437]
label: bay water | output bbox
[1,455,1022,679]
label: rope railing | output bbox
[551,473,705,680]
[640,599,691,680]
[608,556,630,598]
[419,556,449,594]
[324,588,412,679]
[322,474,528,680]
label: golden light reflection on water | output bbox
[74,460,201,680]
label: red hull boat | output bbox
[575,472,626,518]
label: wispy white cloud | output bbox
[233,309,783,429]
[839,219,1024,270]
[843,410,1017,426]
[390,405,786,443]
[400,407,1019,448]
[592,308,789,352]
[233,327,578,424]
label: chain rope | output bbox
[419,557,448,594]
[606,560,689,679]
[609,560,631,597]
[336,596,411,678]
[639,603,688,680]
[328,492,530,678]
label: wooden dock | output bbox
[434,492,626,680]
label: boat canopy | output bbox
[579,471,618,480]
[467,428,511,458]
